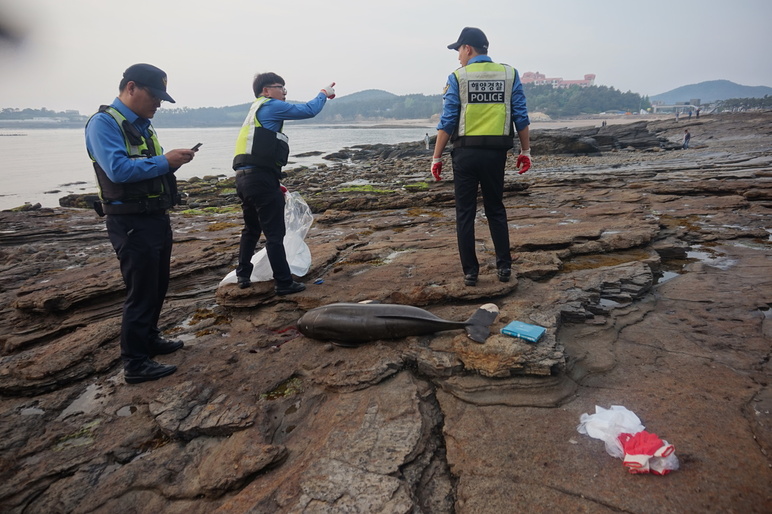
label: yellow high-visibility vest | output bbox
[453,62,515,148]
[233,97,290,171]
[86,106,173,210]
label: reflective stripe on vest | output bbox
[89,106,162,161]
[454,62,515,137]
[234,97,288,158]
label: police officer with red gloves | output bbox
[432,27,531,286]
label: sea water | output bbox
[0,123,435,211]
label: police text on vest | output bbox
[468,80,505,103]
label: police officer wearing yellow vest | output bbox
[85,63,197,384]
[233,72,335,295]
[432,27,532,286]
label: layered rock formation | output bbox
[1,112,770,512]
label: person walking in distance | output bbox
[431,27,532,286]
[233,72,336,295]
[85,63,197,384]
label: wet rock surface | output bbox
[1,112,771,512]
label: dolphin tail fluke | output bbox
[464,303,500,343]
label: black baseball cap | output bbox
[123,63,176,103]
[447,27,489,51]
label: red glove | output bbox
[619,431,674,474]
[431,158,442,181]
[516,149,531,174]
[280,184,288,195]
[649,441,677,475]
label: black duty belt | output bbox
[235,167,266,178]
[94,200,168,217]
[234,166,286,180]
[452,134,515,150]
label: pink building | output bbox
[521,72,596,89]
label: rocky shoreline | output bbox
[1,112,771,512]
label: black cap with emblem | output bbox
[122,63,175,103]
[447,27,489,51]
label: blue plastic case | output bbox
[500,320,546,343]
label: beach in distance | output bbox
[0,114,668,212]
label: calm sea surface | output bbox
[0,123,435,211]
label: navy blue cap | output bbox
[123,63,175,103]
[447,27,489,51]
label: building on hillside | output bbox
[521,72,596,89]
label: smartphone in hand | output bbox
[191,143,202,151]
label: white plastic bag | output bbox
[577,405,644,459]
[220,192,314,286]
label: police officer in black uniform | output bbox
[232,72,335,295]
[85,64,197,384]
[432,28,532,286]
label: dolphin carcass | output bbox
[297,302,499,346]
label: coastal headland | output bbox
[1,112,770,512]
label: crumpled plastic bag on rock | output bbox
[219,192,314,286]
[577,405,679,475]
[577,405,644,459]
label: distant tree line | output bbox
[0,107,86,121]
[3,92,769,129]
[524,84,650,117]
[0,87,670,126]
[151,85,653,127]
[714,95,772,112]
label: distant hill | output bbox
[650,80,772,104]
[331,89,399,104]
[307,89,440,123]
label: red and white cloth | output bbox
[618,431,677,475]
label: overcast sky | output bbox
[1,0,770,114]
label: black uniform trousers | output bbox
[106,212,172,369]
[451,146,512,276]
[235,167,292,286]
